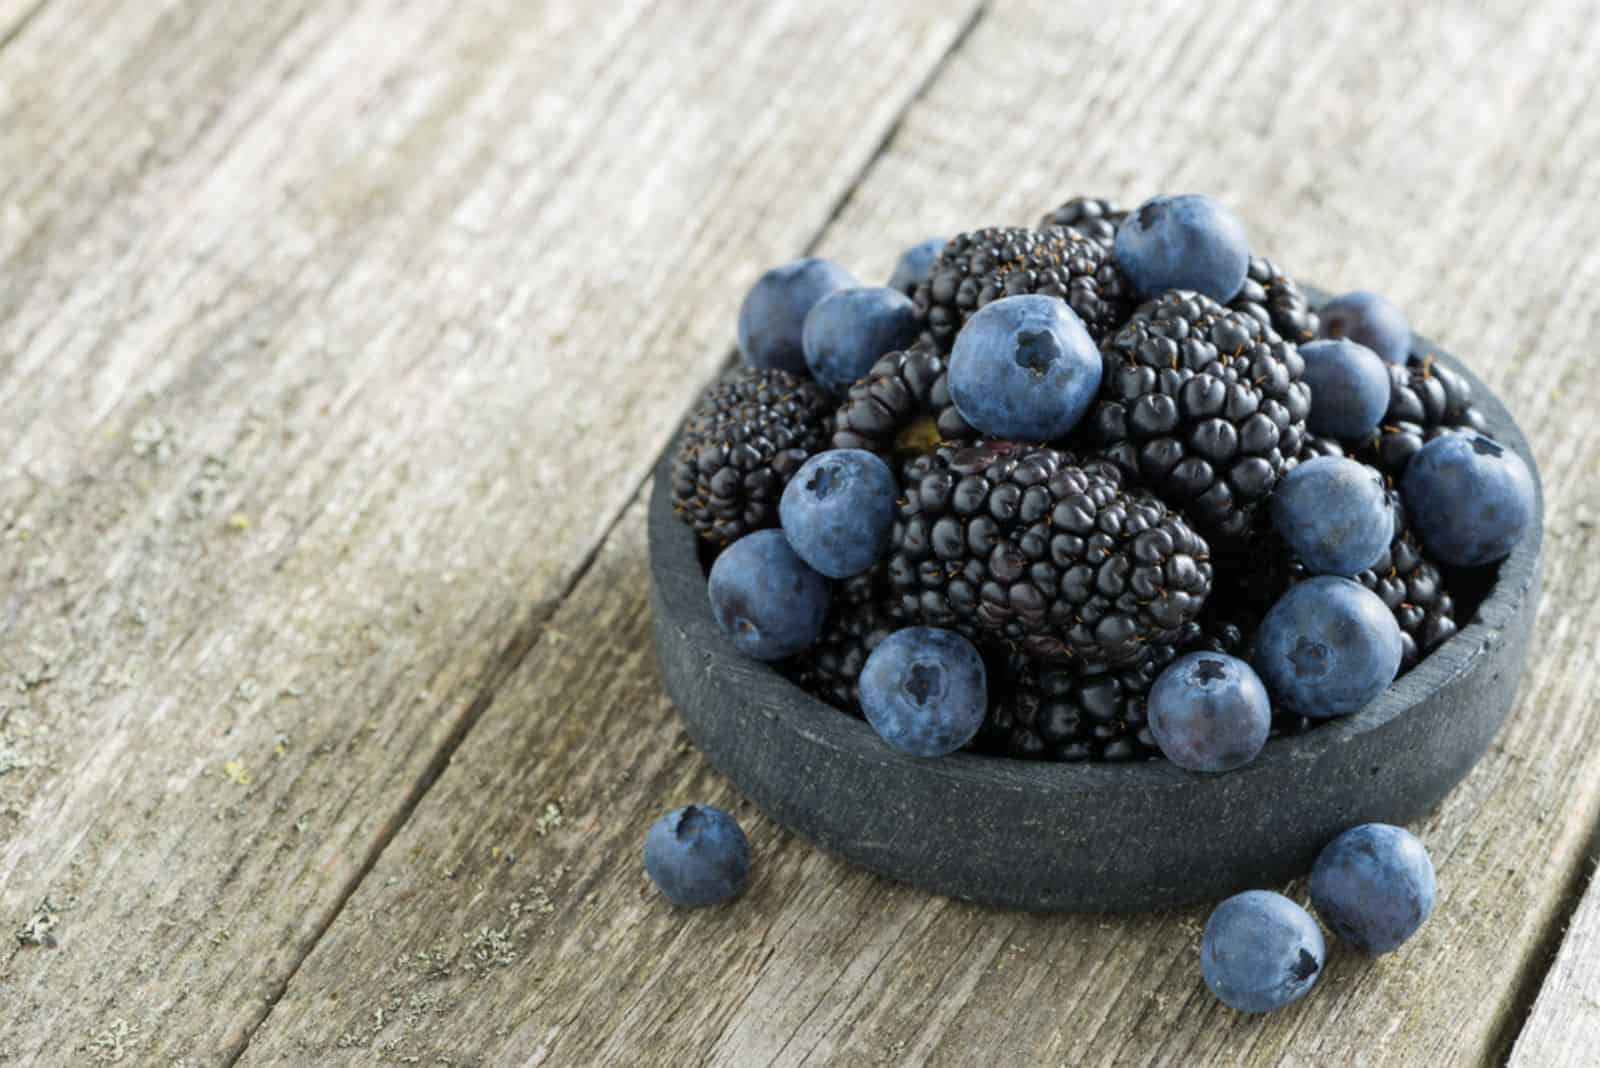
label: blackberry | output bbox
[1229,257,1320,343]
[1297,435,1347,463]
[1356,355,1486,479]
[1038,196,1126,250]
[830,342,974,461]
[670,367,833,544]
[785,570,898,713]
[885,441,1213,665]
[912,226,1133,350]
[1087,291,1312,545]
[1203,512,1297,637]
[979,647,1166,762]
[1352,513,1458,672]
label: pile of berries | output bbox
[672,192,1535,769]
[649,194,1536,1014]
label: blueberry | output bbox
[1299,338,1391,439]
[1318,290,1411,364]
[947,295,1102,441]
[707,529,829,660]
[1311,823,1436,954]
[859,627,987,757]
[738,257,859,374]
[1201,890,1325,1013]
[1113,194,1250,302]
[1147,653,1271,773]
[780,449,898,578]
[887,237,945,297]
[801,286,920,391]
[1253,576,1403,719]
[643,805,751,908]
[1401,433,1535,566]
[1271,456,1394,576]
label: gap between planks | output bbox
[221,470,644,1064]
[0,0,50,55]
[1497,809,1600,1061]
[220,5,993,1063]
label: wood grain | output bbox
[235,0,1600,1065]
[1509,851,1600,1066]
[0,1,979,1063]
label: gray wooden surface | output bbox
[1512,853,1600,1068]
[3,1,1599,1065]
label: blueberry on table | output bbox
[779,448,898,579]
[1147,653,1271,773]
[1253,576,1403,719]
[643,805,751,908]
[886,237,945,297]
[1201,890,1325,1013]
[859,627,987,757]
[1113,194,1250,302]
[1311,822,1436,954]
[1271,456,1394,576]
[801,286,920,391]
[1401,433,1535,567]
[1318,289,1412,364]
[707,529,829,660]
[1299,338,1391,439]
[738,257,859,374]
[947,294,1102,441]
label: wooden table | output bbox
[3,1,1600,1064]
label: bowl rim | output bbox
[650,326,1545,794]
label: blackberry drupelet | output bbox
[1087,291,1311,545]
[786,569,898,714]
[912,226,1133,349]
[1038,196,1127,250]
[830,341,974,461]
[1229,257,1320,343]
[671,367,834,544]
[1357,355,1486,479]
[885,441,1213,665]
[1296,435,1347,463]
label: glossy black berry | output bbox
[1229,257,1320,343]
[1087,291,1311,545]
[671,367,834,544]
[912,226,1134,349]
[885,441,1213,665]
[1355,355,1486,479]
[785,568,900,713]
[1038,196,1127,251]
[830,341,974,461]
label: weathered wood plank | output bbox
[238,0,1600,1064]
[0,1,980,1062]
[1508,855,1600,1066]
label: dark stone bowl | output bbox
[648,338,1543,911]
